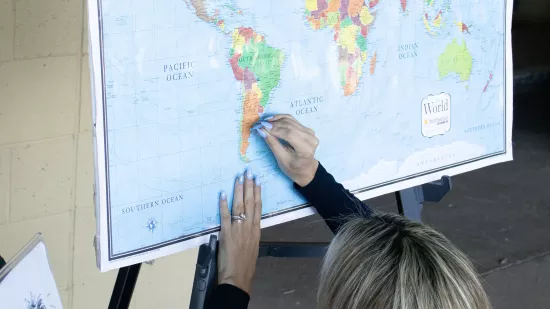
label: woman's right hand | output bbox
[255,114,319,187]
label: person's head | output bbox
[318,213,491,309]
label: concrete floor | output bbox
[249,26,550,309]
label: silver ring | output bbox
[231,214,246,223]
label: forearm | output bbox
[294,163,373,233]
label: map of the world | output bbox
[90,0,513,270]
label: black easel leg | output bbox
[109,263,142,309]
[396,176,452,222]
[395,186,424,222]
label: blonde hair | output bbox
[318,213,492,309]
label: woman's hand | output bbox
[217,169,262,294]
[255,114,319,187]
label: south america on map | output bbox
[96,0,510,260]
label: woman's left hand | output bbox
[217,169,262,294]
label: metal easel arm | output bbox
[109,263,141,309]
[189,235,218,309]
[396,176,452,221]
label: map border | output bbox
[88,0,515,271]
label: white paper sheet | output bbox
[0,235,63,309]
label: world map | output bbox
[97,0,510,258]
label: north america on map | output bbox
[99,0,508,256]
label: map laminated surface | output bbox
[89,0,514,271]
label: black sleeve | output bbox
[294,163,373,233]
[205,284,250,309]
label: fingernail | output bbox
[219,191,227,200]
[238,174,244,184]
[255,177,261,186]
[251,124,263,131]
[264,116,274,121]
[261,121,273,130]
[256,128,267,139]
[246,168,253,180]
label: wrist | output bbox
[294,160,319,187]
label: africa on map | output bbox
[91,0,513,270]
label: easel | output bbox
[108,176,451,309]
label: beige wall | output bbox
[0,1,197,308]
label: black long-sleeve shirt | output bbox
[205,163,373,309]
